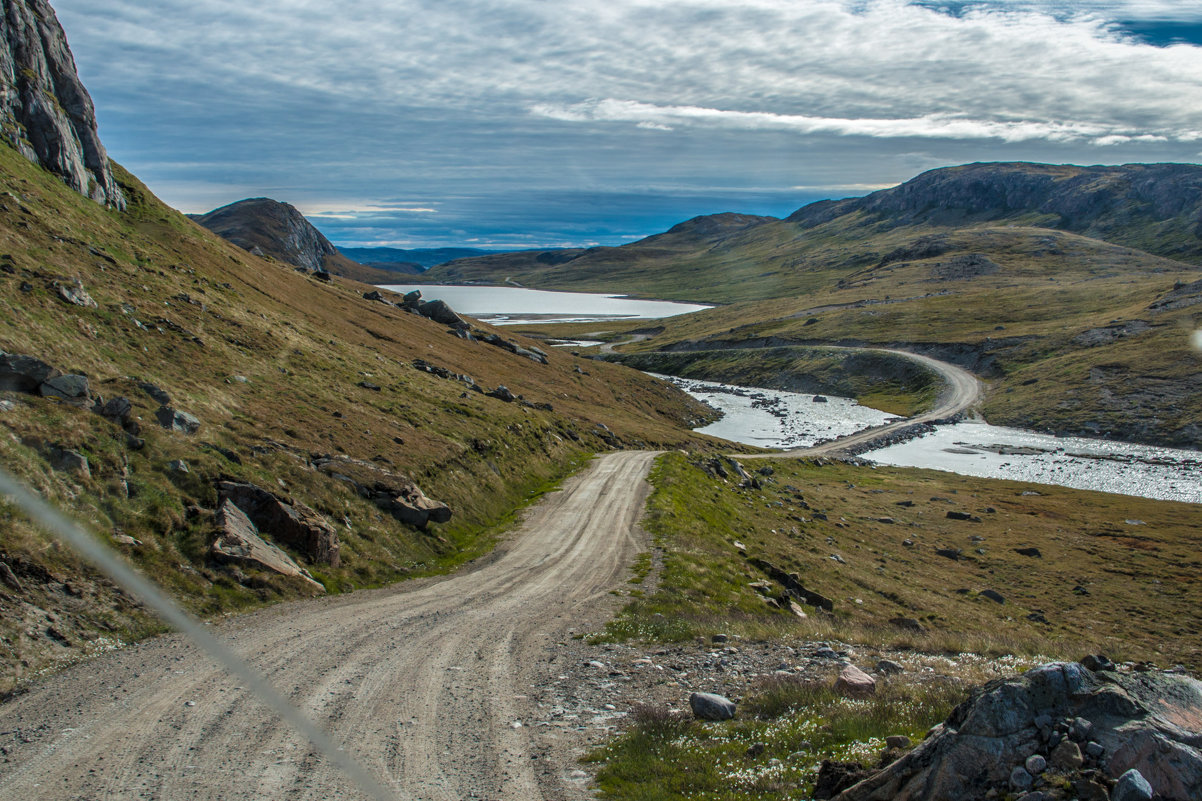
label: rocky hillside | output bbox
[191,198,396,284]
[0,0,123,208]
[790,162,1202,265]
[0,140,713,689]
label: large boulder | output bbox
[314,456,452,530]
[417,299,469,330]
[689,692,736,721]
[216,481,340,566]
[39,373,90,406]
[0,352,61,392]
[211,500,324,592]
[833,662,1202,801]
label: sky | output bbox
[51,0,1202,250]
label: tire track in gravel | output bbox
[0,450,659,800]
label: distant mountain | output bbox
[338,247,509,274]
[789,162,1202,264]
[425,212,777,293]
[191,198,398,284]
[427,163,1202,303]
[0,0,124,208]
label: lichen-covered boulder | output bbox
[833,662,1202,801]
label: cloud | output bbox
[531,99,1201,145]
[50,0,1202,246]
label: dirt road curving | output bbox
[0,451,660,801]
[733,346,984,458]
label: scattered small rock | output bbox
[979,589,1006,604]
[876,659,904,675]
[155,406,201,434]
[138,382,171,405]
[1050,738,1084,770]
[55,280,97,308]
[0,562,23,592]
[49,447,90,478]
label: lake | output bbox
[378,284,711,325]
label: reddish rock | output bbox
[834,664,877,698]
[216,481,340,566]
[211,501,324,592]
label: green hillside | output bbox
[0,143,712,689]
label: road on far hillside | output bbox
[735,346,984,459]
[0,451,660,801]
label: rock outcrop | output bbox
[0,0,124,208]
[833,661,1202,801]
[313,455,452,530]
[216,481,340,566]
[190,198,392,283]
[211,500,325,592]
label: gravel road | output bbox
[737,346,984,459]
[0,451,659,801]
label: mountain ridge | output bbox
[788,161,1202,264]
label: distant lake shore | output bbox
[378,284,712,325]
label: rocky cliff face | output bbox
[789,162,1202,263]
[0,0,124,208]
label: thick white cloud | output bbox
[50,0,1202,245]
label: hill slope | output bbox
[424,212,778,298]
[789,162,1202,264]
[191,198,398,284]
[0,143,711,690]
[428,163,1202,304]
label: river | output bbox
[381,285,1200,502]
[665,376,1202,504]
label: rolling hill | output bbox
[461,164,1202,448]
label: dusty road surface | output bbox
[0,451,659,800]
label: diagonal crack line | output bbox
[0,467,399,801]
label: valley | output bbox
[1,2,1201,799]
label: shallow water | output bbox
[653,374,897,449]
[867,421,1202,504]
[377,285,711,325]
[665,375,1201,503]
